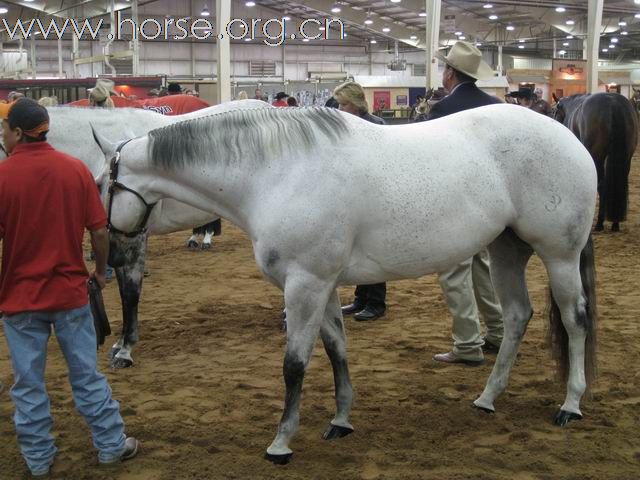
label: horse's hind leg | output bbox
[474,229,533,413]
[201,230,213,249]
[545,259,590,425]
[320,290,354,440]
[265,272,335,464]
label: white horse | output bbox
[97,104,598,463]
[1,100,271,368]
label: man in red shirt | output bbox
[272,91,289,107]
[0,99,138,477]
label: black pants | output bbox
[354,283,386,311]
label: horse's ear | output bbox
[89,123,117,157]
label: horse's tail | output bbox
[547,235,598,393]
[605,100,637,222]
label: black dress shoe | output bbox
[342,301,365,316]
[481,338,501,354]
[354,306,385,321]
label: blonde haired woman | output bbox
[89,79,116,108]
[333,81,387,322]
[237,90,249,100]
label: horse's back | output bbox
[332,105,596,280]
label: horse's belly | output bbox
[337,219,506,285]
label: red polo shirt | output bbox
[0,142,107,315]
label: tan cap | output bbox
[435,41,494,80]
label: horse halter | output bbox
[107,139,157,237]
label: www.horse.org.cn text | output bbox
[1,14,346,46]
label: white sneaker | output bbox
[99,437,140,465]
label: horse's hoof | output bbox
[111,357,134,369]
[201,243,212,250]
[594,224,604,232]
[611,223,620,232]
[553,409,582,426]
[187,240,199,249]
[264,452,293,465]
[322,423,354,440]
[108,347,121,360]
[472,399,495,414]
[281,320,287,332]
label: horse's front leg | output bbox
[320,290,354,440]
[110,235,147,369]
[265,273,334,464]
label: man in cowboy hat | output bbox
[0,98,138,476]
[421,41,505,366]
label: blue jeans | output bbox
[3,304,126,475]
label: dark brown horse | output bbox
[554,93,638,231]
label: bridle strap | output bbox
[107,139,157,237]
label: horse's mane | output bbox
[147,106,350,170]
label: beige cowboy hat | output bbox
[435,41,494,80]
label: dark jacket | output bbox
[360,111,386,125]
[426,82,501,120]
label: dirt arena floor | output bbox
[2,158,640,480]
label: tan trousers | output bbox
[437,249,503,360]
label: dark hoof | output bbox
[281,320,287,332]
[471,402,495,414]
[108,347,121,360]
[264,452,293,465]
[187,240,199,249]
[111,357,134,369]
[201,243,212,250]
[554,409,582,426]
[594,224,604,232]
[322,424,354,440]
[611,223,620,232]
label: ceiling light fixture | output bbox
[200,5,210,16]
[519,39,525,43]
[566,35,573,39]
[555,7,566,13]
[245,1,256,6]
[489,14,498,20]
[455,31,463,36]
[506,25,514,31]
[609,44,615,48]
[518,45,524,49]
[611,37,618,43]
[562,42,569,46]
[618,20,627,26]
[390,0,402,3]
[621,31,628,35]
[558,49,566,55]
[565,19,575,25]
[382,26,391,32]
[410,35,417,40]
[364,10,373,25]
[636,13,640,18]
[483,4,493,8]
[370,39,377,44]
[602,48,608,52]
[459,36,466,40]
[476,42,482,46]
[331,3,341,13]
[0,7,8,13]
[419,10,427,17]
